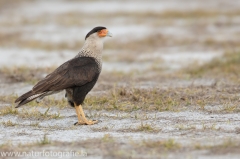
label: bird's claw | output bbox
[74,120,98,125]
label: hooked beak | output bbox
[106,31,113,37]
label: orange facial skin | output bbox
[98,29,108,37]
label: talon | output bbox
[74,120,98,125]
[74,104,98,125]
[94,119,102,123]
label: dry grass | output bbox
[38,134,51,145]
[1,12,239,53]
[0,135,180,158]
[0,30,233,54]
[84,85,240,113]
[18,107,61,120]
[119,122,160,133]
[135,122,158,132]
[203,38,240,49]
[3,9,239,26]
[0,65,56,83]
[185,51,240,82]
[0,135,239,158]
[1,50,240,114]
[1,120,17,127]
[58,10,240,21]
[0,105,61,120]
[105,34,196,52]
[139,139,181,150]
[0,94,18,104]
[17,39,84,51]
[195,138,240,154]
[2,83,239,115]
[0,31,165,52]
[0,31,84,51]
[0,106,18,115]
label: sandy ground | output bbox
[0,0,240,159]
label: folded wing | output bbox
[15,57,99,106]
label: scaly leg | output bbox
[74,104,84,123]
[74,104,98,125]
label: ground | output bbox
[0,0,240,159]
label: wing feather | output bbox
[32,57,99,93]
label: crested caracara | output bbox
[15,26,112,125]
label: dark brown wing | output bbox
[33,57,100,92]
[15,57,100,103]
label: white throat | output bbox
[76,33,104,69]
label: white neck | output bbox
[76,33,104,69]
[81,33,103,57]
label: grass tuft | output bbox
[140,139,181,150]
[0,106,18,116]
[18,108,61,120]
[1,120,17,127]
[85,85,240,113]
[135,122,158,133]
[38,134,51,145]
[0,94,19,104]
[101,134,114,143]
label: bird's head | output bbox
[85,26,113,40]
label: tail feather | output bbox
[15,91,45,108]
[15,90,34,103]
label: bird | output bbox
[15,26,112,125]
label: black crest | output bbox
[85,26,106,40]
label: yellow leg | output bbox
[74,104,98,125]
[75,105,83,123]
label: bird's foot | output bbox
[74,104,99,125]
[74,120,98,125]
